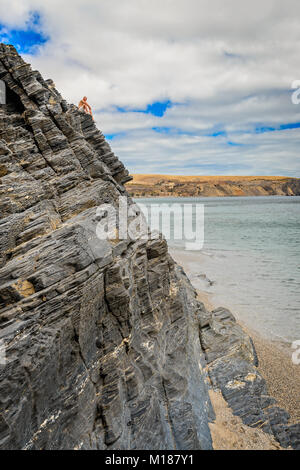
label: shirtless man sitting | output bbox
[78,96,94,119]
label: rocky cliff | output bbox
[0,44,214,450]
[127,175,300,198]
[0,44,299,450]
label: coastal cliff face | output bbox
[0,45,299,451]
[127,175,300,198]
[0,44,214,450]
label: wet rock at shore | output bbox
[199,307,300,449]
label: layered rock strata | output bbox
[0,44,213,450]
[0,44,298,450]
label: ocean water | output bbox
[136,196,300,343]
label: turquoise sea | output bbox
[136,196,300,343]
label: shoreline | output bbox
[133,194,297,198]
[169,248,300,424]
[196,289,300,424]
[132,195,298,201]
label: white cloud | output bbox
[1,0,300,175]
[108,126,300,175]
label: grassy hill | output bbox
[126,175,300,197]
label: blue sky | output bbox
[0,12,47,53]
[0,0,299,176]
[116,100,173,117]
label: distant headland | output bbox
[126,175,300,197]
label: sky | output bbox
[0,0,299,176]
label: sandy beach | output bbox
[240,323,300,424]
[170,248,300,425]
[208,389,282,450]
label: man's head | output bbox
[83,96,87,102]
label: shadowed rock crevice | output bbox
[5,85,25,114]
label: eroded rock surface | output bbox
[200,307,300,449]
[0,44,214,450]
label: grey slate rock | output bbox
[0,44,213,450]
